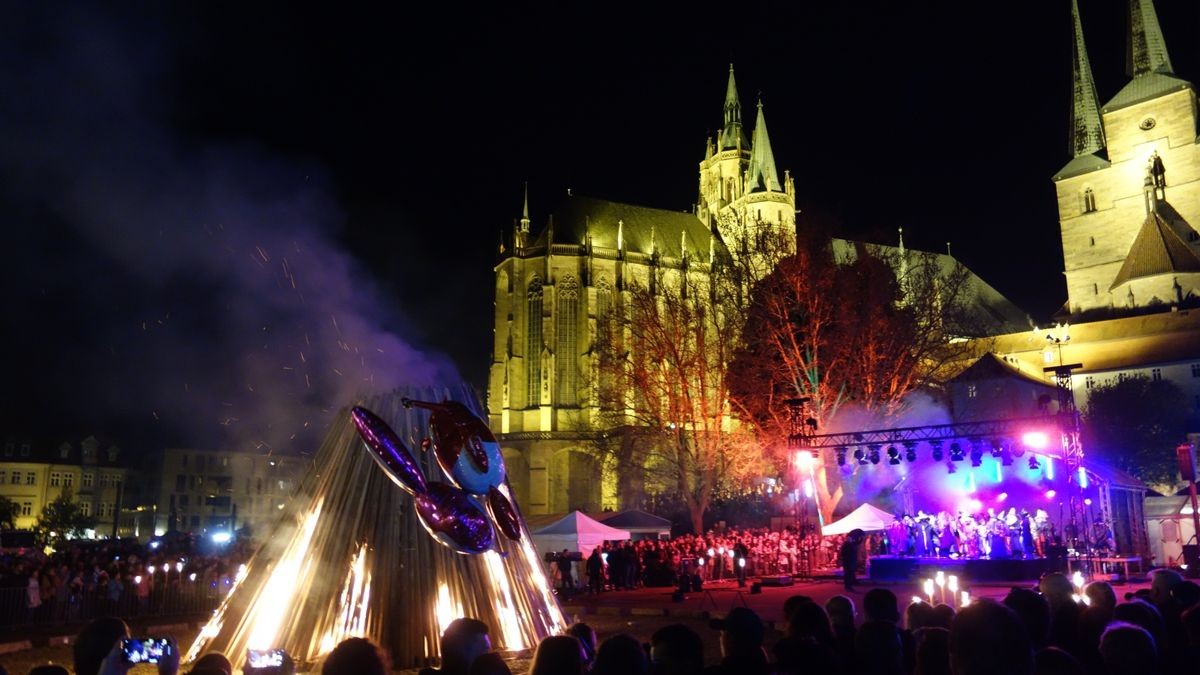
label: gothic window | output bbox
[1192,363,1200,378]
[50,472,61,487]
[526,278,544,407]
[1082,188,1096,213]
[556,275,580,406]
[1152,368,1162,381]
[1085,376,1094,390]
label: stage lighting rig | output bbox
[949,442,964,462]
[930,441,944,462]
[1028,455,1040,471]
[869,445,881,465]
[904,442,917,463]
[854,448,867,465]
[970,446,983,467]
[886,445,900,465]
[835,446,847,466]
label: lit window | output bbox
[49,472,61,487]
[10,472,19,484]
[526,278,544,407]
[1082,188,1096,213]
[80,502,91,517]
[82,472,94,488]
[556,275,580,406]
[26,472,36,486]
[1152,368,1162,381]
[1085,376,1094,390]
[967,384,977,399]
[21,502,32,517]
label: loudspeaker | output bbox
[749,583,762,594]
[1183,544,1200,579]
[1176,443,1197,482]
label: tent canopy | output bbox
[592,510,672,538]
[822,503,895,536]
[530,510,630,556]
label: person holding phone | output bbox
[97,634,180,675]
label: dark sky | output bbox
[2,1,1198,453]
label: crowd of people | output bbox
[0,537,254,624]
[550,528,851,594]
[881,509,1115,560]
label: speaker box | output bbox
[1183,544,1200,579]
[759,575,794,587]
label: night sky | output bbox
[2,1,1198,454]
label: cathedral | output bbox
[486,67,1027,516]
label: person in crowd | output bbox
[468,653,513,675]
[1031,647,1082,675]
[948,599,1033,675]
[418,618,492,675]
[96,635,180,675]
[704,607,769,675]
[557,550,575,594]
[1037,573,1080,656]
[840,531,862,592]
[565,623,598,671]
[854,620,904,675]
[648,623,704,675]
[931,603,955,630]
[1083,581,1116,614]
[1098,622,1159,675]
[587,547,605,595]
[913,626,950,675]
[773,601,838,674]
[321,637,390,675]
[188,653,233,675]
[73,617,130,675]
[1003,588,1051,649]
[825,594,857,668]
[529,635,587,675]
[592,634,650,675]
[906,600,938,632]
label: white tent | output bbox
[530,510,631,557]
[822,503,895,536]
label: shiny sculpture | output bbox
[350,398,521,554]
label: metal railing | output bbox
[0,583,225,628]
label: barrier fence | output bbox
[0,582,225,628]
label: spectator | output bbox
[863,588,901,624]
[1031,647,1082,675]
[948,599,1033,675]
[906,601,938,632]
[565,623,598,671]
[1098,622,1158,675]
[825,595,857,669]
[1083,581,1116,613]
[73,617,130,675]
[530,635,586,675]
[593,634,650,675]
[97,634,179,675]
[1038,573,1079,655]
[321,637,390,675]
[469,653,513,675]
[931,604,955,630]
[189,652,233,675]
[705,607,769,675]
[1003,588,1051,648]
[774,601,838,674]
[913,627,950,675]
[854,620,903,675]
[649,624,704,675]
[587,547,605,595]
[419,618,491,675]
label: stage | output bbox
[867,555,1062,583]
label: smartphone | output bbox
[122,637,171,664]
[247,648,285,668]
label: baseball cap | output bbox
[708,607,764,646]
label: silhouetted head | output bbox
[1098,622,1157,675]
[73,617,130,675]
[948,599,1033,675]
[530,635,586,675]
[191,652,233,675]
[1003,588,1051,647]
[649,623,703,675]
[440,618,492,674]
[864,588,900,624]
[321,637,390,675]
[592,634,649,675]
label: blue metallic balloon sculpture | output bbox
[350,399,521,554]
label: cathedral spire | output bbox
[1127,0,1173,77]
[1069,0,1105,158]
[520,182,530,232]
[720,64,748,151]
[747,99,782,193]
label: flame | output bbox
[317,542,374,654]
[434,583,464,637]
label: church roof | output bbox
[533,195,722,260]
[1109,210,1200,290]
[1053,152,1110,182]
[1102,71,1191,112]
[1068,0,1105,158]
[950,353,1055,388]
[747,101,782,193]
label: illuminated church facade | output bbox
[486,68,1027,515]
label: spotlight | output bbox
[836,447,847,466]
[949,442,964,462]
[930,442,944,462]
[904,442,917,463]
[970,447,983,468]
[854,448,866,465]
[990,440,1003,458]
[1022,431,1049,450]
[1028,455,1040,470]
[887,445,900,465]
[869,445,881,465]
[946,460,956,475]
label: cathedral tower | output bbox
[1053,0,1200,316]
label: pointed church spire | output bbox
[1069,0,1106,157]
[520,182,530,232]
[720,65,748,150]
[747,99,782,193]
[1128,0,1173,77]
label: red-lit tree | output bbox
[728,227,981,521]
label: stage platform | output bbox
[868,555,1062,583]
